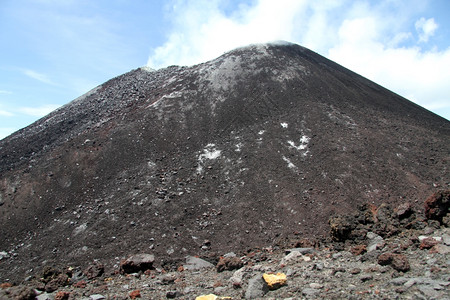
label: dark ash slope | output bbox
[0,42,449,282]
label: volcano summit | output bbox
[0,42,449,283]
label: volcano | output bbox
[0,42,449,282]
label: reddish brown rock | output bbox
[0,283,12,289]
[424,190,450,223]
[350,245,367,256]
[216,256,244,272]
[55,291,71,300]
[377,253,410,272]
[420,237,439,249]
[45,274,69,293]
[129,289,141,299]
[120,254,155,274]
[73,280,87,288]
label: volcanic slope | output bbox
[0,42,449,282]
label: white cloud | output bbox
[23,69,55,85]
[18,104,61,117]
[147,0,308,68]
[0,110,14,117]
[415,17,438,43]
[147,0,450,120]
[0,90,12,94]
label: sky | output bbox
[1,0,449,140]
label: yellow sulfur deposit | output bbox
[195,295,218,300]
[195,294,232,300]
[262,272,287,290]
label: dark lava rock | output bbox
[1,286,36,300]
[83,262,105,279]
[377,252,410,272]
[424,190,450,223]
[329,215,356,241]
[216,256,244,272]
[45,273,69,293]
[120,254,155,274]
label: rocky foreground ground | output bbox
[1,191,449,300]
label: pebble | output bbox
[89,295,106,300]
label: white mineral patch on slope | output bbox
[146,91,183,109]
[287,135,310,151]
[282,156,297,171]
[197,144,222,173]
[281,122,288,128]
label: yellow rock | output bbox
[195,295,232,300]
[263,272,287,290]
[195,295,217,300]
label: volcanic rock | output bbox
[120,254,155,274]
[424,190,450,223]
[0,42,449,283]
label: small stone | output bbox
[195,295,217,300]
[424,190,450,223]
[245,275,268,299]
[90,295,106,300]
[0,283,12,289]
[429,244,450,254]
[420,237,440,249]
[73,280,87,288]
[378,252,410,272]
[360,274,373,282]
[129,290,141,299]
[229,267,245,288]
[350,268,361,275]
[302,288,320,297]
[83,262,104,279]
[166,291,179,298]
[5,286,36,300]
[367,233,385,252]
[442,233,450,246]
[395,202,413,219]
[350,245,367,255]
[55,291,70,300]
[183,256,214,270]
[159,274,177,285]
[262,273,287,290]
[45,274,69,292]
[309,283,323,289]
[216,256,243,272]
[120,254,155,274]
[285,247,315,255]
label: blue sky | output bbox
[1,0,449,139]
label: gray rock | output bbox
[285,247,315,255]
[0,251,9,260]
[417,285,440,299]
[366,232,385,252]
[442,233,450,246]
[245,274,268,299]
[183,256,214,270]
[90,295,106,300]
[302,287,320,297]
[36,293,55,300]
[390,277,409,285]
[223,252,237,258]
